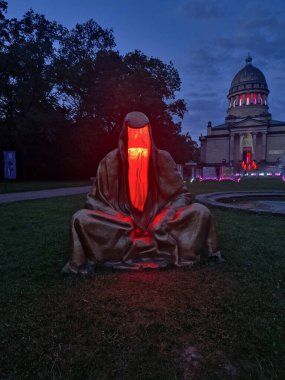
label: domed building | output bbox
[199,55,285,169]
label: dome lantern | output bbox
[245,53,252,65]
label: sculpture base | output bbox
[62,252,223,275]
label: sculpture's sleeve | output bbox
[157,150,192,213]
[85,158,118,216]
[85,181,98,210]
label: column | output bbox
[230,134,234,162]
[239,133,244,161]
[261,133,267,161]
[265,95,268,106]
[252,132,257,160]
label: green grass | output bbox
[188,177,284,196]
[0,179,284,379]
[0,180,91,194]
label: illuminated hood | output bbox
[87,111,190,230]
[99,111,190,230]
[118,112,158,228]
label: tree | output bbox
[0,12,116,178]
[53,21,117,178]
[0,10,65,177]
[0,5,197,179]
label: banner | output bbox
[3,151,16,180]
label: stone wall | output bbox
[205,137,229,164]
[266,134,285,162]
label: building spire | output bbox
[245,53,252,65]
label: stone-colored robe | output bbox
[66,148,220,272]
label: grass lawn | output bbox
[0,179,284,379]
[0,180,91,194]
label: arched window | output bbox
[253,93,257,105]
[239,95,243,106]
[246,94,250,105]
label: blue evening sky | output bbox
[6,0,285,142]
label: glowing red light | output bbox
[128,125,151,211]
[244,151,252,165]
[241,158,257,171]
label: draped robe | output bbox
[64,112,221,273]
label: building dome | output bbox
[228,55,268,95]
[227,55,270,119]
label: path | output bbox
[0,186,91,204]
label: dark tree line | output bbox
[0,1,198,179]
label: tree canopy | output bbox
[0,3,198,179]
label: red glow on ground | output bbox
[128,125,151,211]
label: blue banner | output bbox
[3,151,17,179]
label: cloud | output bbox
[179,0,228,19]
[184,91,218,98]
[181,92,227,142]
[222,2,285,63]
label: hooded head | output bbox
[118,112,158,227]
[92,111,188,230]
[124,111,150,129]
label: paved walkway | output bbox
[0,186,91,204]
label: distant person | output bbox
[63,112,222,273]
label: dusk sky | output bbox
[7,0,285,142]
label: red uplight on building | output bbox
[241,159,258,171]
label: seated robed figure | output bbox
[63,111,221,273]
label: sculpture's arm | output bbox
[156,149,192,216]
[84,155,121,216]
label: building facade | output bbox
[199,55,285,170]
